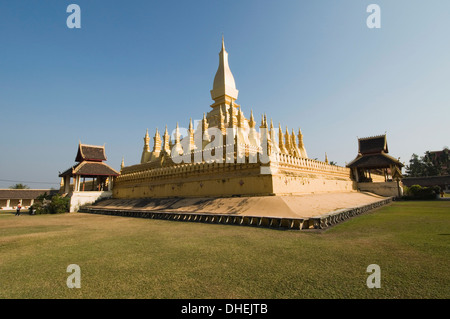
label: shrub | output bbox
[403,184,440,200]
[33,194,70,214]
[48,195,70,214]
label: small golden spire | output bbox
[175,122,180,140]
[218,107,226,134]
[270,119,276,147]
[202,113,210,141]
[278,124,285,149]
[143,128,150,151]
[229,103,236,128]
[153,128,162,153]
[297,127,308,158]
[237,106,245,128]
[285,126,291,151]
[174,122,183,155]
[260,114,266,128]
[163,125,171,154]
[298,128,303,144]
[248,109,255,128]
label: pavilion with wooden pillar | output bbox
[347,134,403,182]
[59,143,120,212]
[59,143,120,193]
[346,134,404,197]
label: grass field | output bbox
[0,200,449,299]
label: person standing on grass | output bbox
[15,203,22,216]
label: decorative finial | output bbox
[248,109,255,128]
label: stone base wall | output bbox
[357,181,403,198]
[113,164,274,198]
[113,168,356,199]
[270,153,355,195]
[271,172,356,195]
[113,153,356,199]
[69,191,113,212]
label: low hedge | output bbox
[403,184,441,200]
[29,194,70,214]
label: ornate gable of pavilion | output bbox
[75,143,107,162]
[358,135,388,155]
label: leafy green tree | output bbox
[422,152,440,176]
[405,154,424,177]
[405,148,450,177]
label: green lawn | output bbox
[0,200,449,299]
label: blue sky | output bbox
[1,0,449,189]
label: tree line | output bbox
[405,147,449,177]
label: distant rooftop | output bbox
[0,189,58,200]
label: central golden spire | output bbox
[210,36,239,108]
